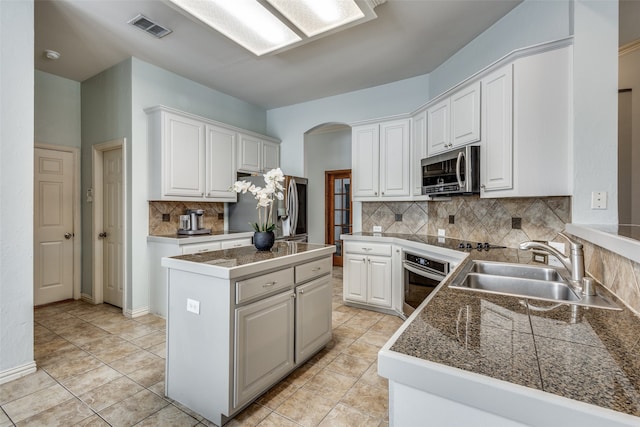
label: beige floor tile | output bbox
[80,335,140,363]
[58,324,111,346]
[98,389,169,426]
[41,350,105,381]
[257,380,300,410]
[33,324,57,344]
[126,358,165,388]
[368,316,404,337]
[110,349,163,375]
[325,354,372,379]
[357,330,392,348]
[148,380,166,399]
[45,317,88,334]
[147,342,166,358]
[130,331,166,350]
[301,369,356,404]
[135,316,166,331]
[0,369,56,405]
[333,305,360,316]
[15,397,93,427]
[0,408,12,427]
[79,376,144,412]
[333,325,366,341]
[342,341,380,363]
[304,348,337,369]
[170,401,203,421]
[317,403,381,427]
[341,380,388,420]
[228,403,272,426]
[359,363,388,389]
[274,387,334,427]
[34,336,77,361]
[115,323,158,341]
[2,383,73,423]
[60,365,123,396]
[256,412,301,427]
[132,403,198,426]
[331,311,354,328]
[73,414,111,426]
[284,362,322,388]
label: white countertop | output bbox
[566,224,640,263]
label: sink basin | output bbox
[451,273,580,302]
[470,261,564,282]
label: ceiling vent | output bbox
[128,14,172,38]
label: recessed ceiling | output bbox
[35,0,524,109]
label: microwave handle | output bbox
[456,151,465,189]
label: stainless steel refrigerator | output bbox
[229,175,308,241]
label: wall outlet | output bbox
[186,298,200,314]
[547,241,565,268]
[437,228,446,237]
[372,225,382,232]
[591,191,607,209]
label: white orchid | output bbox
[231,168,286,232]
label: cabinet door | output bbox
[234,290,294,409]
[451,81,481,147]
[412,110,427,196]
[352,124,380,198]
[221,238,252,249]
[344,254,368,303]
[238,134,262,173]
[427,99,450,156]
[181,241,222,255]
[163,112,206,197]
[295,275,332,362]
[380,119,411,197]
[368,255,392,308]
[262,141,280,172]
[481,65,513,193]
[206,125,237,201]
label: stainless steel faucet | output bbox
[519,232,584,283]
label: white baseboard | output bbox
[81,293,95,304]
[125,306,150,318]
[0,361,37,385]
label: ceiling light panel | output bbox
[266,0,365,37]
[168,0,301,56]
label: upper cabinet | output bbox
[237,134,280,174]
[411,109,427,196]
[352,118,411,200]
[146,106,279,201]
[427,81,481,156]
[480,45,571,198]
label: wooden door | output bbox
[34,148,75,305]
[103,147,124,307]
[325,170,352,266]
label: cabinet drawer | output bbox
[182,241,222,254]
[295,257,332,283]
[221,238,252,249]
[344,242,391,256]
[236,268,294,304]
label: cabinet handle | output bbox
[362,247,372,251]
[312,267,321,272]
[299,289,304,294]
[262,281,277,288]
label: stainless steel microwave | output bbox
[421,145,480,196]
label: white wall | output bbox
[35,70,81,148]
[0,0,35,381]
[304,128,352,243]
[267,74,429,177]
[619,47,640,224]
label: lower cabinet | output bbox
[234,290,295,409]
[344,253,392,308]
[295,275,332,361]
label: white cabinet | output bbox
[427,81,480,157]
[480,46,571,198]
[234,289,295,409]
[480,64,514,193]
[221,237,253,249]
[352,118,410,200]
[181,241,222,254]
[344,242,392,309]
[412,109,427,196]
[295,275,332,362]
[205,125,237,201]
[237,133,280,173]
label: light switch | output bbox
[186,298,200,314]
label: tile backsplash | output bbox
[148,201,224,235]
[361,196,571,248]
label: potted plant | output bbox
[231,168,285,250]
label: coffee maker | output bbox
[178,209,211,235]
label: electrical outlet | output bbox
[547,241,565,268]
[186,298,200,314]
[437,228,446,237]
[591,191,607,209]
[372,225,382,232]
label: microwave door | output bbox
[456,151,465,190]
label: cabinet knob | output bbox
[299,289,304,294]
[381,192,384,195]
[362,257,366,262]
[480,184,486,189]
[374,192,378,196]
[262,281,276,288]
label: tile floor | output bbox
[0,267,403,426]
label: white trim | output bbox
[33,143,81,302]
[81,293,95,304]
[0,361,37,385]
[619,39,640,56]
[92,138,128,314]
[566,224,640,264]
[125,306,150,318]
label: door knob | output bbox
[64,232,73,239]
[98,232,107,238]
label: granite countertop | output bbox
[147,230,253,244]
[389,247,640,417]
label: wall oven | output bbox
[403,251,450,316]
[421,145,480,196]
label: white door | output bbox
[103,147,124,307]
[205,125,237,201]
[34,148,74,306]
[427,99,451,156]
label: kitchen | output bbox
[1,0,639,425]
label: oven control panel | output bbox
[405,252,449,275]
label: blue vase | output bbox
[253,231,275,251]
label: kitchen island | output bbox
[161,242,336,426]
[366,234,640,426]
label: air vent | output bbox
[128,14,172,38]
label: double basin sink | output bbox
[449,260,620,310]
